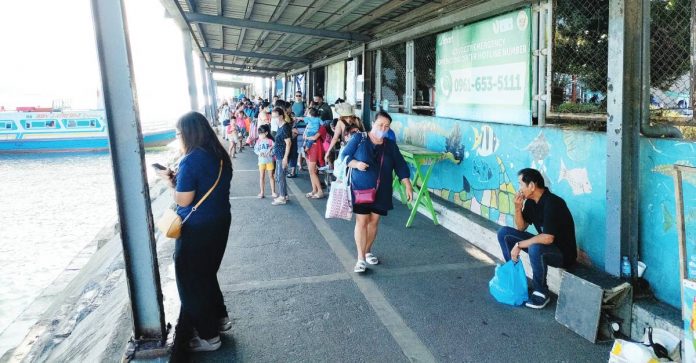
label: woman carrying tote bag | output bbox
[341,111,413,273]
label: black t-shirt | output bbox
[317,102,333,121]
[521,189,577,267]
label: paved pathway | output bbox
[185,148,610,362]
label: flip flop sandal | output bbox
[310,193,325,199]
[305,192,315,198]
[365,253,379,265]
[353,260,367,273]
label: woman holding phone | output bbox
[157,111,233,352]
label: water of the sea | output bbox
[0,149,171,355]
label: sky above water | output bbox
[0,0,194,123]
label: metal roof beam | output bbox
[343,0,410,32]
[216,81,254,88]
[260,0,331,64]
[186,13,371,42]
[365,0,530,51]
[202,47,311,63]
[251,0,291,52]
[211,68,275,78]
[209,61,285,73]
[234,0,256,64]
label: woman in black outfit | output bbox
[158,112,233,352]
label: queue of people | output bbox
[157,94,578,354]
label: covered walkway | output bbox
[176,148,610,362]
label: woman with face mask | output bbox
[341,111,413,273]
[271,107,292,205]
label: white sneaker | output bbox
[187,335,221,352]
[219,317,232,332]
[271,197,287,205]
[354,260,367,273]
[365,253,379,265]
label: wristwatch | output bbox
[515,242,521,249]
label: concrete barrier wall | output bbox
[389,113,696,308]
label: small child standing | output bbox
[227,121,239,158]
[254,124,277,198]
[302,108,323,151]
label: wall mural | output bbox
[641,143,696,308]
[392,113,696,308]
[391,114,606,265]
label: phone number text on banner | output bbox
[436,8,532,125]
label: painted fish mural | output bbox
[473,125,499,157]
[558,159,592,195]
[562,130,592,162]
[452,156,517,225]
[525,131,551,187]
[445,124,465,161]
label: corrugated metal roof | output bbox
[167,0,495,76]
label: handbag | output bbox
[156,160,223,238]
[351,138,385,205]
[325,168,353,220]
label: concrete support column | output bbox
[405,40,415,114]
[182,32,198,111]
[271,76,276,98]
[362,49,374,130]
[90,0,167,357]
[198,57,211,118]
[207,71,218,118]
[605,0,642,276]
[284,72,289,101]
[307,66,314,101]
[375,50,382,111]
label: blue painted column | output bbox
[182,32,198,111]
[605,0,642,276]
[90,0,167,357]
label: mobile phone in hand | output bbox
[151,163,167,171]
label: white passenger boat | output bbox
[0,109,175,153]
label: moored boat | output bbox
[0,110,175,153]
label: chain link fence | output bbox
[650,0,692,122]
[551,0,609,115]
[414,35,437,116]
[551,0,695,139]
[381,42,407,114]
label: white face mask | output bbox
[271,116,280,124]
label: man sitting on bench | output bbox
[497,168,577,309]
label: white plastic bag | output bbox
[325,177,352,220]
[609,339,659,363]
[333,150,348,181]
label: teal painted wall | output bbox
[639,139,696,307]
[391,113,695,308]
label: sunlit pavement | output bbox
[182,148,610,362]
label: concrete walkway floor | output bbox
[182,148,611,362]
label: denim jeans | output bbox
[497,226,563,295]
[275,159,287,197]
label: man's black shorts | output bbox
[353,204,388,216]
